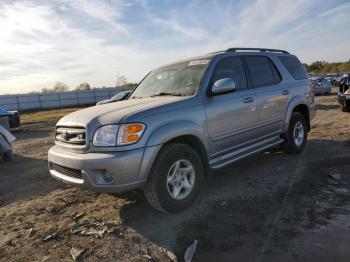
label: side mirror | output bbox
[120,91,132,100]
[112,91,132,102]
[211,78,236,95]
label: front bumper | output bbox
[48,145,148,193]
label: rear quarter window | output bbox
[278,56,308,80]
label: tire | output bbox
[2,150,13,162]
[283,112,308,154]
[341,105,349,112]
[144,143,203,213]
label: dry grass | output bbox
[20,106,87,124]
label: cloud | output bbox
[60,0,128,34]
[0,0,141,94]
[152,17,208,38]
[319,2,350,17]
[0,0,349,94]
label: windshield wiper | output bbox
[150,92,186,97]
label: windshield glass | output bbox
[130,59,209,98]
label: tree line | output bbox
[41,75,137,93]
[303,59,350,74]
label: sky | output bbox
[0,0,350,94]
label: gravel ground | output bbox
[0,88,349,262]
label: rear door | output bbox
[245,56,289,138]
[204,56,258,159]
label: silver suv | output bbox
[48,48,315,213]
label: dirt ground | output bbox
[0,89,349,262]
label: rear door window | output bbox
[245,56,278,88]
[211,57,247,91]
[278,56,308,80]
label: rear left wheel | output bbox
[283,112,308,154]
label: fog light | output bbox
[102,172,114,183]
[93,169,115,184]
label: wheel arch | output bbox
[292,104,310,131]
[139,121,209,180]
[163,135,209,176]
[284,96,311,133]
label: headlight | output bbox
[93,125,119,146]
[117,123,146,145]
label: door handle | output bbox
[243,97,255,103]
[282,90,290,95]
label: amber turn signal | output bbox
[117,123,146,145]
[122,124,144,134]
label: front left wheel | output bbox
[144,143,203,213]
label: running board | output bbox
[209,138,284,170]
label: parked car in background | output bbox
[338,74,350,112]
[332,74,343,86]
[310,77,332,95]
[338,88,350,112]
[96,90,132,105]
[324,77,333,83]
[48,47,315,213]
[0,108,20,128]
[0,125,15,162]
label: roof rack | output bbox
[226,47,289,54]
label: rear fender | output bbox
[283,95,308,133]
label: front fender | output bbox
[145,120,208,150]
[283,95,308,133]
[138,121,208,180]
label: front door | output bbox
[204,56,258,160]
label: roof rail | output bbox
[226,47,289,54]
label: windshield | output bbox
[130,59,209,98]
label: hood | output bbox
[96,99,109,105]
[57,96,182,128]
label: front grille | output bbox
[49,162,83,179]
[55,126,86,146]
